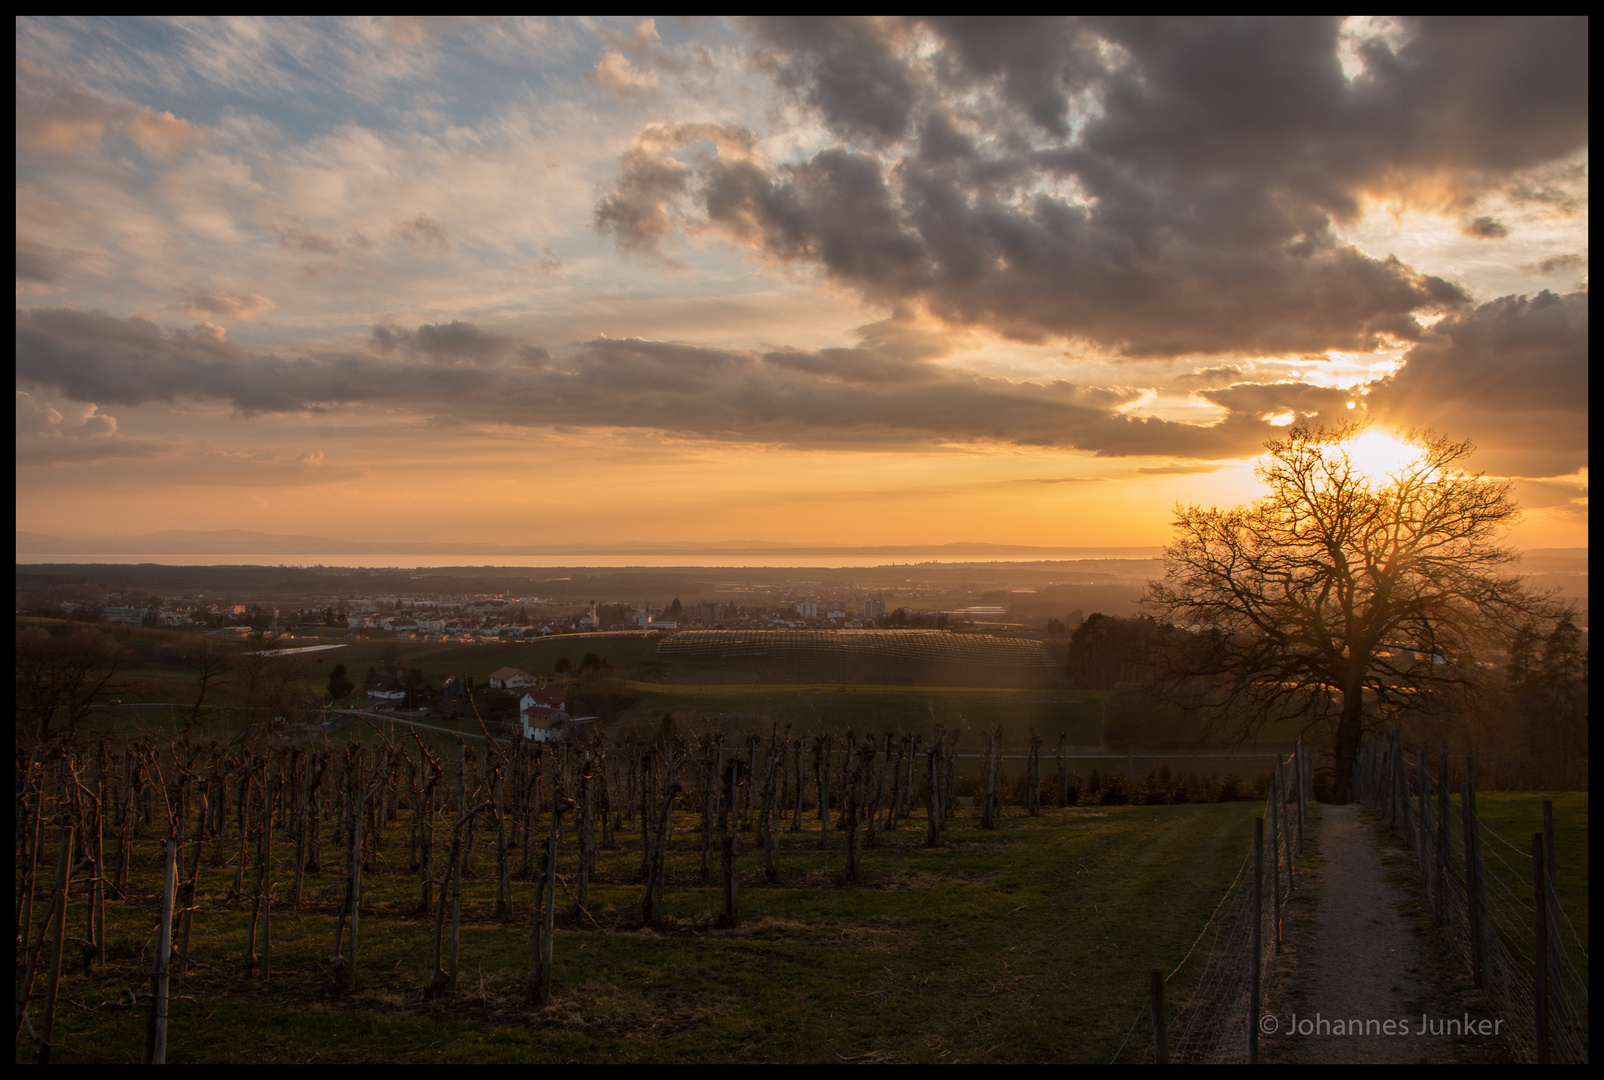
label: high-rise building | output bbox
[863,600,886,619]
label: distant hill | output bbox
[15,530,1164,561]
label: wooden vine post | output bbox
[143,836,177,1065]
[718,758,740,928]
[528,783,566,1006]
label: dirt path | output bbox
[1264,804,1457,1064]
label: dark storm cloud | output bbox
[17,307,1286,458]
[1368,289,1588,475]
[600,17,1586,356]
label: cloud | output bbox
[595,52,659,94]
[370,320,547,365]
[16,57,206,159]
[392,214,451,253]
[169,291,277,322]
[16,237,69,286]
[1462,216,1510,239]
[1137,463,1229,475]
[14,390,163,466]
[594,123,758,260]
[1175,365,1244,388]
[1522,252,1587,276]
[597,17,1586,356]
[1368,289,1587,475]
[18,307,1299,458]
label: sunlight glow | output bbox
[1344,430,1425,485]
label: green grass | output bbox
[1470,792,1588,955]
[18,803,1259,1063]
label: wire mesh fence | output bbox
[1114,737,1313,1063]
[1356,729,1588,1064]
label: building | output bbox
[701,602,720,623]
[796,601,818,618]
[519,687,570,741]
[488,667,536,690]
[863,600,886,620]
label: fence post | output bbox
[1541,800,1563,1062]
[1415,754,1430,886]
[1460,781,1484,989]
[1289,741,1302,853]
[1249,817,1263,1065]
[1532,832,1550,1065]
[1435,746,1450,924]
[1149,968,1169,1065]
[1279,760,1295,895]
[1269,789,1281,951]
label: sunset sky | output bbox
[15,17,1589,552]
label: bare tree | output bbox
[15,628,137,744]
[182,635,234,733]
[1145,424,1557,801]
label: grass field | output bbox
[622,682,1106,746]
[18,803,1262,1064]
[1469,792,1589,955]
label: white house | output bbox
[489,667,535,690]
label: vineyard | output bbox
[15,724,1263,1063]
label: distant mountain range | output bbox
[15,529,1167,560]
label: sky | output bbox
[15,17,1590,551]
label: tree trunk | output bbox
[1333,681,1364,803]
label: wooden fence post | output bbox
[1279,760,1294,895]
[1268,787,1281,951]
[1540,800,1564,1061]
[1150,967,1169,1065]
[1460,781,1484,989]
[1414,753,1429,889]
[1434,746,1450,924]
[1249,817,1263,1065]
[1532,832,1550,1065]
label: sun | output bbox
[1342,430,1425,485]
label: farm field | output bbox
[18,803,1259,1064]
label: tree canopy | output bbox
[1144,424,1555,801]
